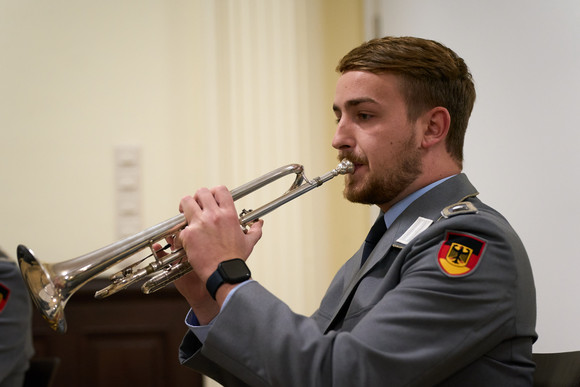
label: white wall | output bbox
[367,0,580,352]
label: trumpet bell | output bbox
[17,245,68,333]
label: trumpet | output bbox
[17,159,354,333]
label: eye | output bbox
[358,112,373,121]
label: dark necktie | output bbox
[361,216,387,266]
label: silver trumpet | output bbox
[17,159,353,333]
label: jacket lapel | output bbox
[322,223,398,332]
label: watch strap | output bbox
[206,269,224,300]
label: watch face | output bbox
[220,259,251,282]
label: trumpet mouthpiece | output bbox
[336,159,355,175]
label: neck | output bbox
[377,157,461,213]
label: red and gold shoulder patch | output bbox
[0,283,10,313]
[437,231,487,277]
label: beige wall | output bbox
[0,0,367,320]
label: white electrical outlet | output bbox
[115,145,141,239]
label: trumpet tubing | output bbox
[17,159,354,333]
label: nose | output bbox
[332,117,355,151]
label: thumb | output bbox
[245,219,264,246]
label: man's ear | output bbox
[420,107,451,149]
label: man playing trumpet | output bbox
[171,36,537,386]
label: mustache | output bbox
[338,152,367,165]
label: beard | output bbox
[340,135,422,206]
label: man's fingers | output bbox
[211,185,235,211]
[245,219,264,246]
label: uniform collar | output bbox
[383,175,456,228]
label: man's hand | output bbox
[177,186,263,304]
[153,241,219,325]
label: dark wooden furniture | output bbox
[533,351,580,387]
[31,278,203,387]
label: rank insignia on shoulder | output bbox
[437,231,487,277]
[441,201,478,218]
[0,283,10,313]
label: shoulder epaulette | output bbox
[441,201,478,219]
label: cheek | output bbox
[365,132,413,169]
[363,133,393,160]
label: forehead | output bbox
[333,71,405,108]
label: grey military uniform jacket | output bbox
[179,174,537,386]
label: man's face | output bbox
[332,71,423,209]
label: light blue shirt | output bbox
[384,175,454,228]
[186,175,456,340]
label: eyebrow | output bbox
[332,97,379,112]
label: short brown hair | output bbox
[337,36,476,165]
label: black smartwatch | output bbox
[206,258,251,300]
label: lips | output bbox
[351,162,366,173]
[342,163,365,183]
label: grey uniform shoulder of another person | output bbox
[0,248,34,387]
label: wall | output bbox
[0,0,367,317]
[367,0,580,352]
